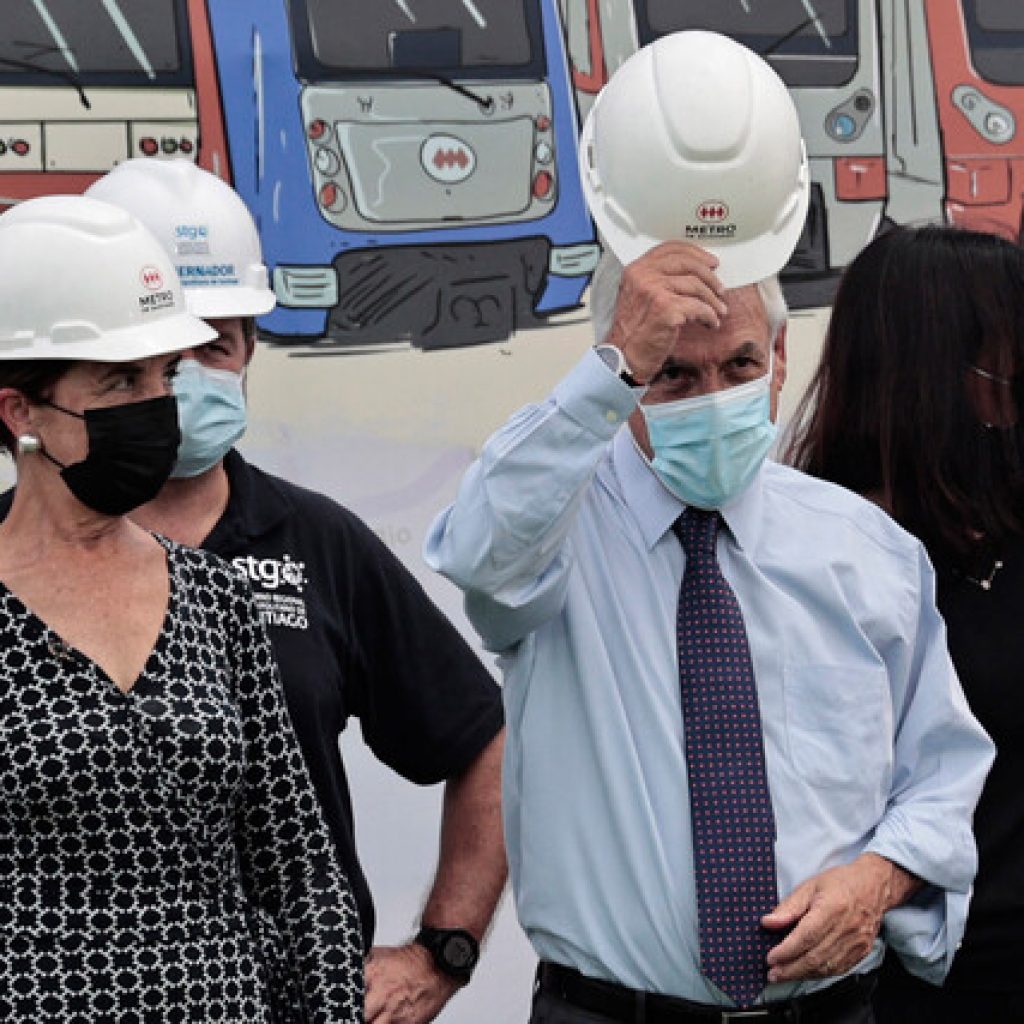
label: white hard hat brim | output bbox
[184,285,277,319]
[0,309,217,362]
[593,181,811,290]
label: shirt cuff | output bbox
[866,805,976,982]
[866,803,976,895]
[552,349,642,438]
[879,886,966,984]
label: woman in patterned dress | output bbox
[0,196,363,1023]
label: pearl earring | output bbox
[16,434,41,455]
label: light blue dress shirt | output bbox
[425,350,994,1006]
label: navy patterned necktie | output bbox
[674,507,778,1008]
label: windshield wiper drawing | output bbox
[757,0,833,58]
[0,52,91,108]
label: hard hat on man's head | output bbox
[87,158,276,319]
[0,195,216,361]
[580,30,810,288]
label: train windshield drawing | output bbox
[292,0,541,77]
[963,0,1024,85]
[635,0,858,86]
[217,0,597,347]
[0,0,190,85]
[0,0,227,209]
[623,0,875,305]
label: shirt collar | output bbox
[206,448,293,547]
[611,428,766,553]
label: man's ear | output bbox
[768,325,787,424]
[244,317,257,365]
[0,388,35,447]
[628,405,651,459]
[772,324,788,394]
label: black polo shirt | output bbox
[211,451,504,946]
[0,451,504,947]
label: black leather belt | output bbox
[536,962,878,1024]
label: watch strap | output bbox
[414,926,479,984]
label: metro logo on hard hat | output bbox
[0,195,216,362]
[696,202,730,224]
[580,30,811,289]
[140,266,164,291]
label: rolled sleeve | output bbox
[866,547,994,981]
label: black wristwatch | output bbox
[594,343,643,387]
[414,926,480,985]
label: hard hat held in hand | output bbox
[580,30,811,288]
[87,158,276,319]
[0,195,216,361]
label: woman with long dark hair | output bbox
[786,223,1024,1019]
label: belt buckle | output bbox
[720,1011,771,1022]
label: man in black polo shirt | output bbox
[85,160,507,1024]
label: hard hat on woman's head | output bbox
[580,30,810,288]
[0,195,216,361]
[87,159,276,318]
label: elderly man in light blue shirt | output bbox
[425,239,993,1023]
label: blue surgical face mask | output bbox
[171,358,247,479]
[640,359,776,510]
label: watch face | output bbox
[442,935,478,970]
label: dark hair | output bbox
[0,360,75,454]
[785,224,1024,565]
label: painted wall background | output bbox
[1,1,1020,1020]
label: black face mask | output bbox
[42,396,181,516]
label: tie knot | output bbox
[674,506,719,559]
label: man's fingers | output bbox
[767,938,844,984]
[362,942,458,1024]
[364,981,386,1022]
[652,255,726,298]
[763,880,814,931]
[625,253,726,303]
[680,298,723,330]
[765,905,850,983]
[660,276,729,319]
[761,861,893,984]
[645,294,721,332]
[605,241,732,373]
[607,291,721,356]
[364,949,389,1021]
[365,948,382,985]
[766,901,830,965]
[641,240,722,273]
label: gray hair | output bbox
[589,250,788,345]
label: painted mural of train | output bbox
[559,0,1024,306]
[0,0,597,347]
[1,0,1023,324]
[0,0,229,196]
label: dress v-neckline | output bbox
[0,536,178,697]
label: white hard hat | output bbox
[87,158,276,318]
[0,195,217,362]
[580,30,810,288]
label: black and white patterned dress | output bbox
[0,538,363,1023]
